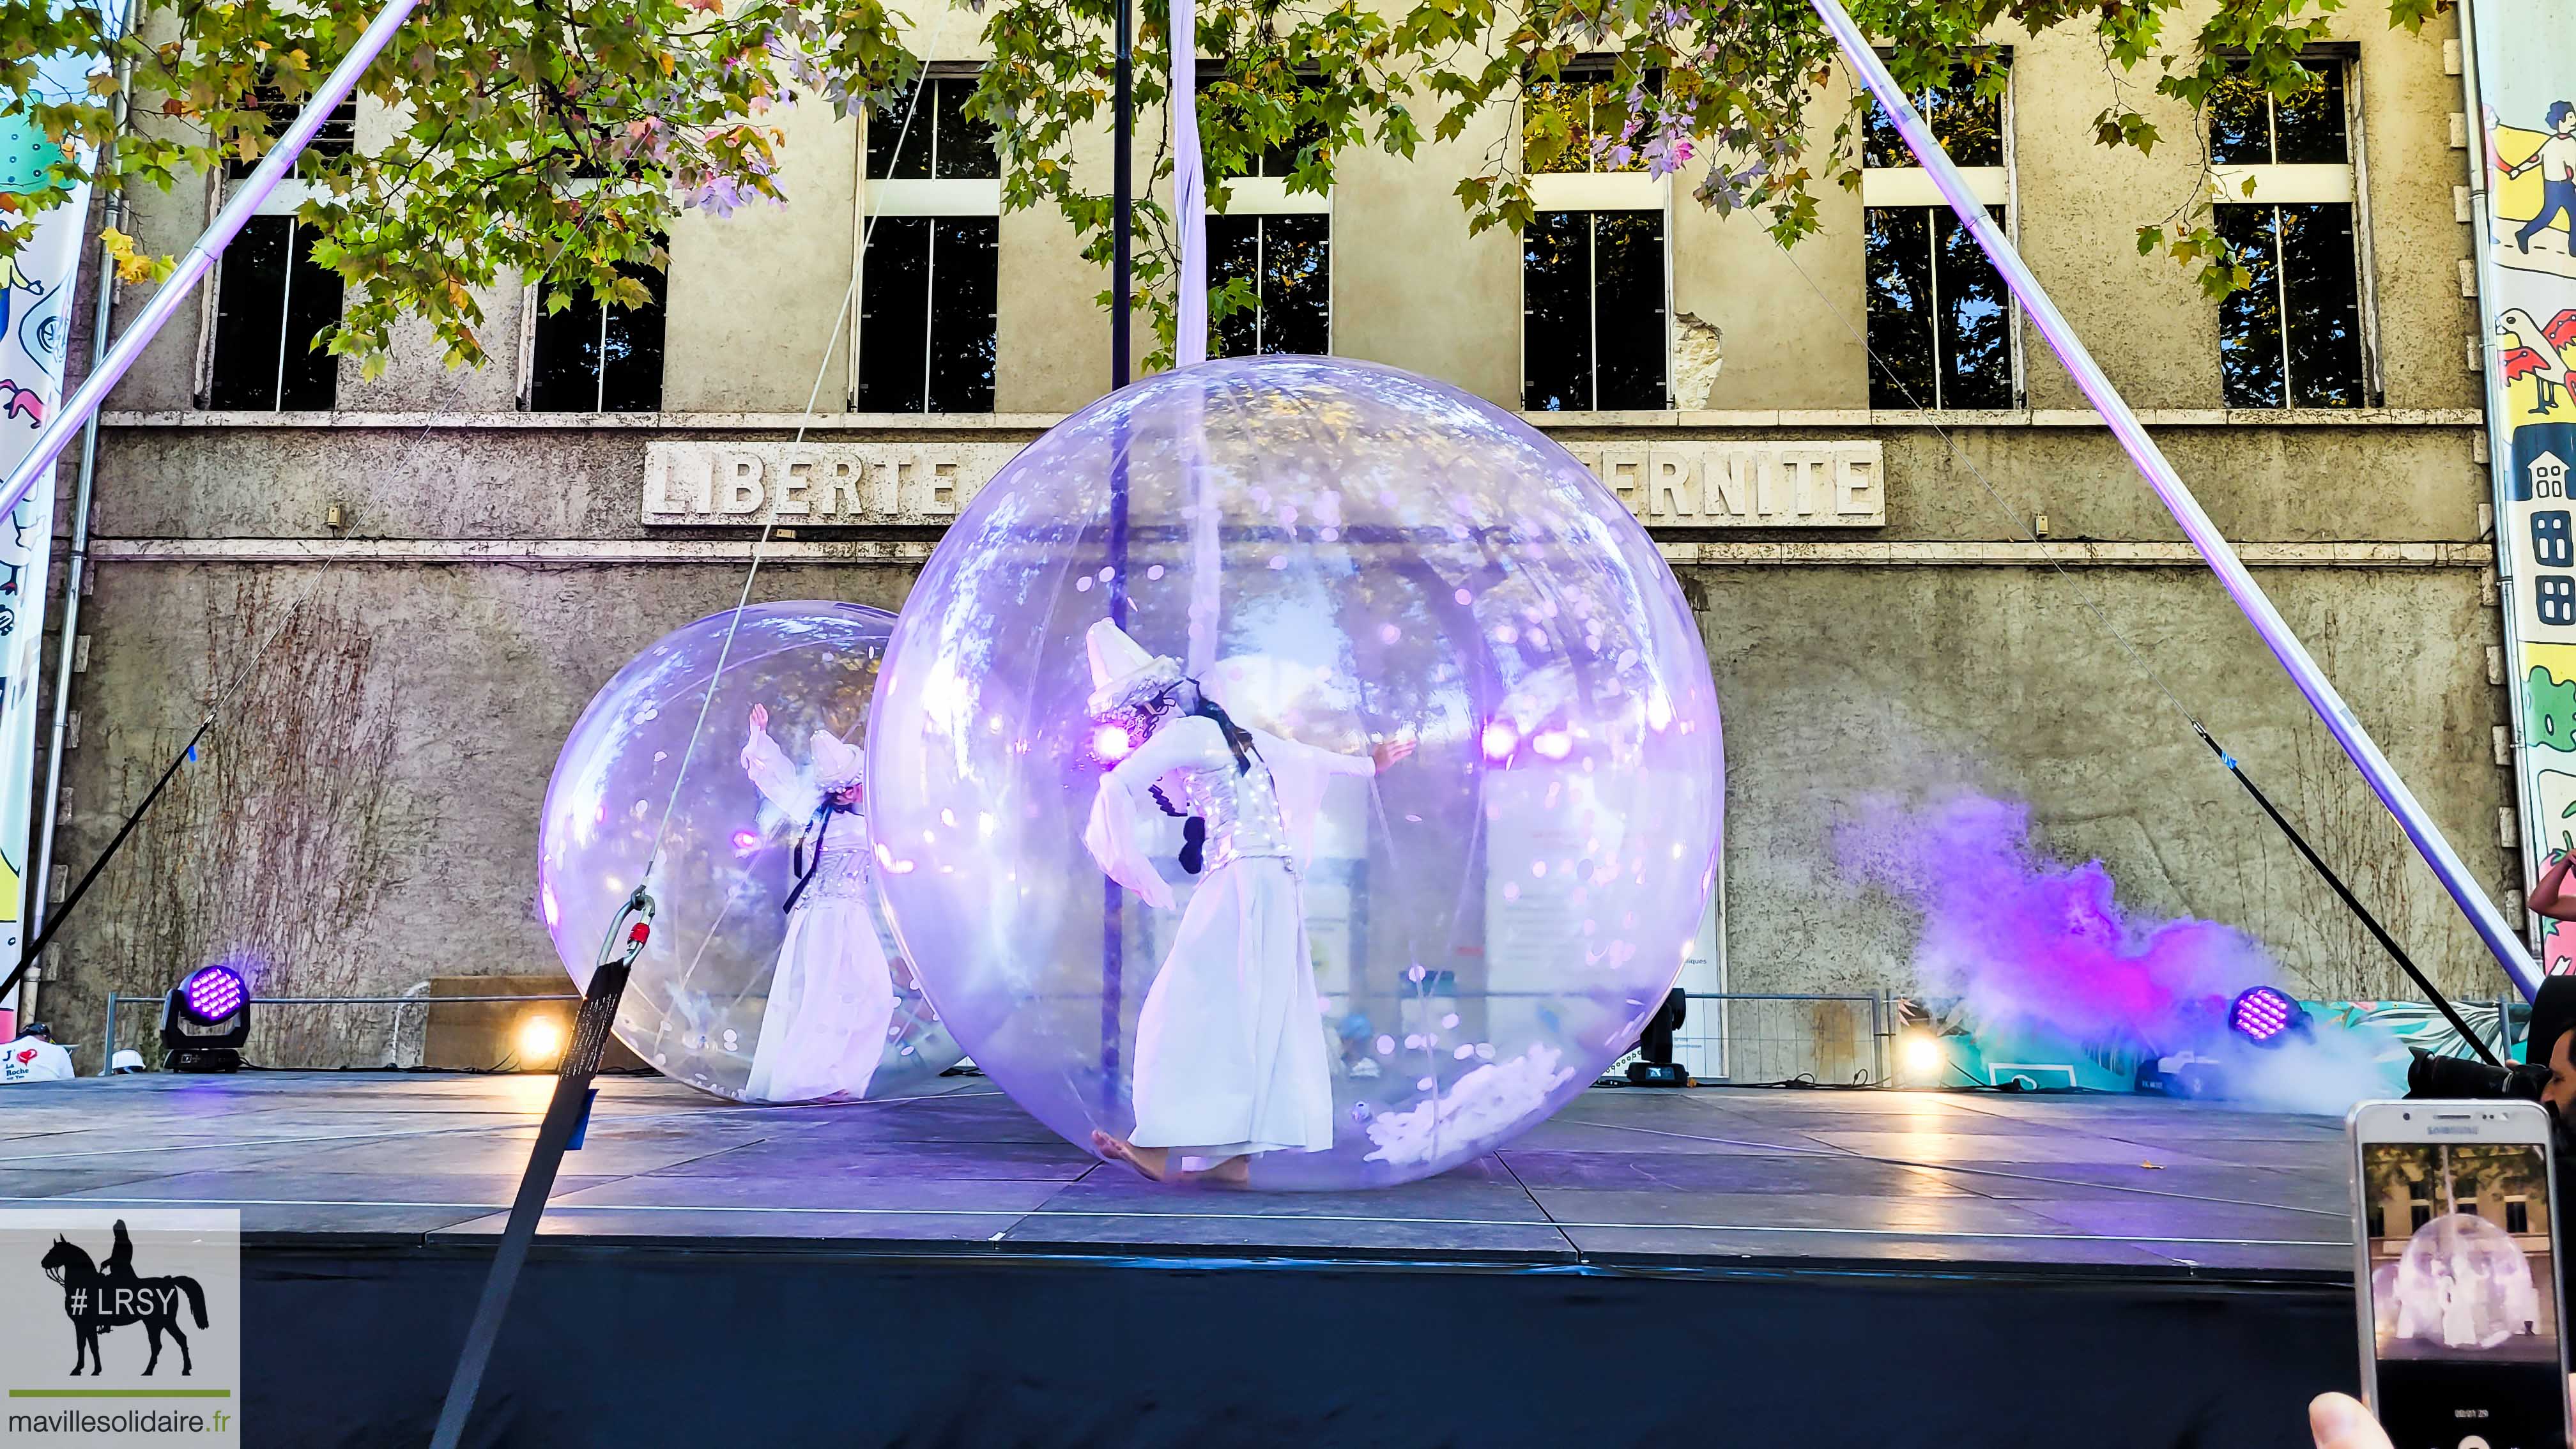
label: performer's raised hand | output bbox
[1371,736,1416,771]
[749,703,769,733]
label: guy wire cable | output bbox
[1769,222,2503,1061]
[635,3,952,891]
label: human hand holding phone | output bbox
[2313,1379,2576,1448]
[2343,1100,2571,1449]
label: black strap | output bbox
[781,808,831,916]
[0,711,213,1009]
[2199,729,2506,1067]
[429,887,652,1449]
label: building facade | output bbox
[22,10,2534,1066]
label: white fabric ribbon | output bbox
[1169,0,1220,675]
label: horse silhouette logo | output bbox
[37,1220,210,1376]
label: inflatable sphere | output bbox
[540,601,962,1102]
[2390,1209,2547,1351]
[869,356,1723,1187]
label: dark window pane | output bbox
[1522,76,1603,175]
[2271,64,2347,165]
[1935,208,2012,408]
[206,215,292,408]
[2276,202,2362,406]
[528,296,603,412]
[1522,210,1591,409]
[276,219,342,410]
[866,81,933,180]
[857,217,931,410]
[1260,111,1328,180]
[1865,59,2009,168]
[1208,213,1261,358]
[1862,95,1910,169]
[927,216,997,413]
[1864,206,1938,408]
[931,76,997,180]
[2209,75,2273,165]
[1523,65,1648,174]
[1262,213,1330,355]
[226,87,355,178]
[599,267,667,413]
[532,266,664,412]
[2510,1199,2532,1234]
[1925,73,2005,167]
[2216,204,2286,407]
[1592,210,1666,409]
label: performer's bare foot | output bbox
[1181,1154,1251,1189]
[1091,1130,1172,1182]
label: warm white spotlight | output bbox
[516,1014,565,1066]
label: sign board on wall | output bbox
[641,439,1886,529]
[2471,0,2576,974]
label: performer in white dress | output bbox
[739,704,899,1103]
[1078,620,1411,1185]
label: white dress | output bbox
[740,727,900,1103]
[1084,714,1374,1161]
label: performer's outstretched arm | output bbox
[741,703,820,820]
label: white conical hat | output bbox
[808,729,865,791]
[1085,618,1183,719]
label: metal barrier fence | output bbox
[98,986,1892,1084]
[1652,992,1891,1085]
[101,992,580,1072]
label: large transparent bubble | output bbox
[869,356,1722,1187]
[540,601,962,1103]
[2390,1211,2549,1353]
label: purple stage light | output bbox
[2228,985,2305,1046]
[177,962,248,1026]
[1480,721,1518,761]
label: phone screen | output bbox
[2363,1140,2566,1449]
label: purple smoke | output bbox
[1839,793,2274,1048]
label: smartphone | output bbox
[2350,1100,2573,1449]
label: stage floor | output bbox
[0,1070,2354,1278]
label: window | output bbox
[2509,1197,2532,1234]
[1524,211,1666,410]
[1521,61,1667,410]
[204,214,341,410]
[1207,92,1330,357]
[857,71,998,413]
[1862,60,2016,410]
[527,266,666,413]
[2410,1200,2434,1232]
[203,88,354,410]
[1524,65,1651,176]
[1209,215,1328,356]
[2209,62,2367,408]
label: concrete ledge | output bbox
[1653,539,2492,566]
[95,406,2487,432]
[88,537,2496,567]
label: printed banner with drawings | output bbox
[0,40,102,1031]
